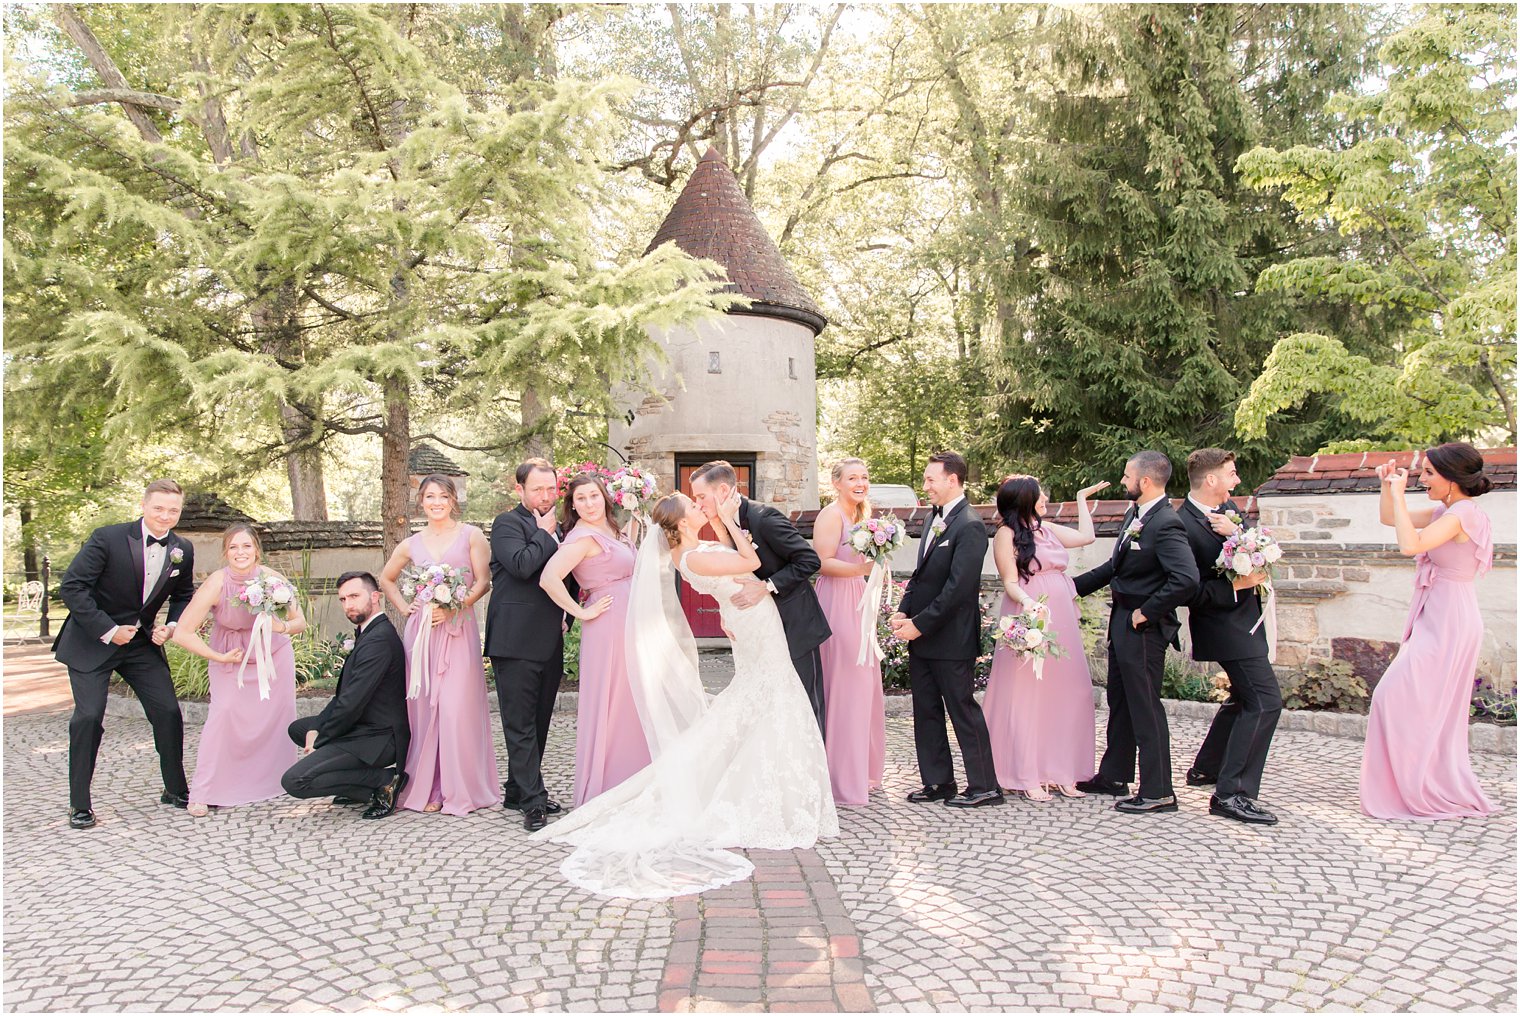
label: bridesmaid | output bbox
[540,472,644,806]
[1361,443,1497,820]
[811,457,887,806]
[171,524,301,817]
[983,476,1108,801]
[379,474,499,815]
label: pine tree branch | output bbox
[64,88,183,113]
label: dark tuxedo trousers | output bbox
[67,637,187,811]
[282,716,396,801]
[1098,612,1173,799]
[491,657,561,809]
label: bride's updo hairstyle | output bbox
[1425,442,1493,498]
[651,493,688,545]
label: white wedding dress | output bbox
[532,541,838,899]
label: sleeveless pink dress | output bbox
[188,567,297,807]
[567,525,650,806]
[814,509,886,806]
[397,526,501,815]
[982,524,1097,791]
[1361,500,1496,820]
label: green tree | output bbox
[1234,3,1517,449]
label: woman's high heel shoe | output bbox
[187,802,209,817]
[1020,786,1054,803]
[1051,784,1086,799]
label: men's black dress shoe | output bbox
[1114,795,1179,814]
[332,795,364,806]
[1075,778,1129,797]
[361,770,409,820]
[945,790,1006,809]
[503,795,562,815]
[160,791,189,809]
[1210,794,1278,825]
[1184,768,1217,787]
[69,808,97,830]
[906,784,957,803]
[523,807,547,832]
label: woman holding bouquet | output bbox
[1361,443,1496,821]
[171,524,302,817]
[983,477,1107,800]
[811,458,887,806]
[539,473,646,805]
[379,475,499,815]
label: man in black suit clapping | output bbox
[283,572,410,820]
[1074,451,1199,814]
[1176,448,1280,825]
[53,479,197,830]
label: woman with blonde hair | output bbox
[171,524,303,816]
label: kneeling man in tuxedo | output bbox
[283,572,410,820]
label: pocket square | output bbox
[169,569,181,576]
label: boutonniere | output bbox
[1223,509,1243,527]
[1124,519,1143,543]
[169,547,185,564]
[738,528,754,546]
[928,517,947,541]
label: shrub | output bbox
[1160,652,1230,703]
[1471,677,1517,725]
[165,643,210,699]
[1280,658,1368,712]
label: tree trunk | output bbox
[280,402,328,520]
[521,385,551,461]
[19,502,39,584]
[380,378,411,558]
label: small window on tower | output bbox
[788,357,797,379]
[708,351,721,374]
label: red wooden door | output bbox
[675,459,754,638]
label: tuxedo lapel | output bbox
[143,533,180,607]
[1111,506,1136,564]
[1180,500,1222,546]
[127,521,146,603]
[915,501,965,573]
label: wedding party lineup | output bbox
[53,443,1500,899]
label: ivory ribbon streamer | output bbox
[408,605,434,700]
[1032,653,1045,681]
[1239,579,1278,664]
[856,560,888,666]
[235,611,276,701]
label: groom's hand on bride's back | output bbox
[730,578,770,609]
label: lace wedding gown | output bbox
[532,542,839,898]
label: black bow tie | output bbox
[146,534,170,547]
[930,505,944,518]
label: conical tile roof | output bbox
[646,147,827,335]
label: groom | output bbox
[54,479,195,829]
[891,451,1002,808]
[690,460,830,736]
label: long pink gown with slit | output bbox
[567,525,650,807]
[982,525,1097,792]
[1361,500,1496,820]
[189,567,298,807]
[814,514,886,806]
[398,526,501,816]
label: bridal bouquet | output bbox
[234,573,296,701]
[608,465,659,519]
[1214,525,1281,644]
[849,514,908,666]
[556,461,617,498]
[400,562,473,699]
[996,596,1067,680]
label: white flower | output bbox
[1231,552,1254,575]
[270,583,293,605]
[1023,627,1045,647]
[433,585,452,604]
[1262,544,1282,563]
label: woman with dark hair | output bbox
[539,473,643,805]
[379,475,498,815]
[171,524,303,816]
[1361,443,1497,820]
[982,476,1108,800]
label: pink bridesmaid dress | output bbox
[188,567,298,807]
[398,525,502,816]
[814,509,886,806]
[983,525,1096,792]
[567,525,650,806]
[1361,500,1496,820]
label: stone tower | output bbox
[611,147,827,512]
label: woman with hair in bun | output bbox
[1361,442,1497,820]
[983,476,1108,800]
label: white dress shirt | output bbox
[102,522,175,645]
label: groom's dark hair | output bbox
[927,451,968,486]
[1129,450,1173,488]
[692,460,737,489]
[336,571,380,593]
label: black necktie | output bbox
[146,534,169,547]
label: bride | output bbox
[532,489,838,898]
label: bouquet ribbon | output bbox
[1241,580,1278,664]
[856,560,888,666]
[235,612,276,701]
[408,605,434,700]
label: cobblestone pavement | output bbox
[3,670,1514,1012]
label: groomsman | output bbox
[1177,449,1280,825]
[691,460,831,736]
[54,479,196,829]
[283,572,410,819]
[1074,451,1199,814]
[485,458,572,832]
[892,451,1003,808]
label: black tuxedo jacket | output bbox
[53,519,196,671]
[1074,500,1199,642]
[483,503,572,664]
[1177,499,1268,663]
[899,500,988,661]
[315,614,409,767]
[737,498,831,658]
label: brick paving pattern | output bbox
[3,643,1514,1012]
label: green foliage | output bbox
[1161,655,1231,703]
[164,643,210,700]
[562,621,582,686]
[1280,658,1370,713]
